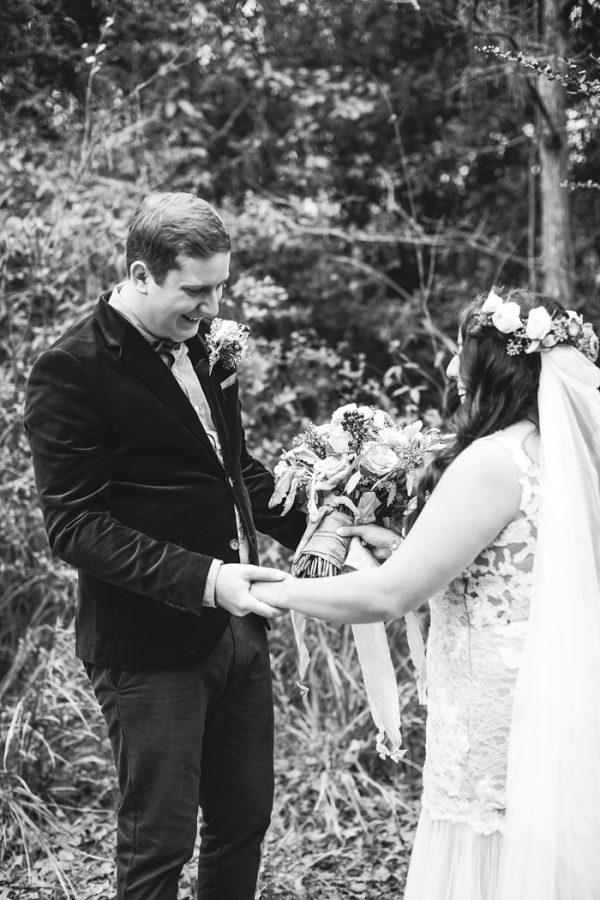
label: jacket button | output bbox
[229,538,240,551]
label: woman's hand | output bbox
[250,575,292,611]
[337,523,401,561]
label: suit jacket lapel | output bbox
[186,334,232,470]
[94,297,224,469]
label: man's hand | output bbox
[249,578,291,610]
[214,564,288,619]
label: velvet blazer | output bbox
[24,295,305,669]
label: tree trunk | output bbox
[538,0,574,303]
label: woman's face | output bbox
[446,332,467,401]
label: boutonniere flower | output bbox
[206,318,251,373]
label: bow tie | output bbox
[151,338,182,354]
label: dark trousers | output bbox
[86,615,274,900]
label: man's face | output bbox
[134,252,231,341]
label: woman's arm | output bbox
[252,438,522,623]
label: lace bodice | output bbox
[422,427,539,835]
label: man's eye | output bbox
[184,282,227,296]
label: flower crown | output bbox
[469,289,599,363]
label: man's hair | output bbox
[126,193,231,284]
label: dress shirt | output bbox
[108,286,250,608]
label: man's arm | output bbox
[25,347,217,616]
[239,435,306,551]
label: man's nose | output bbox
[201,288,220,317]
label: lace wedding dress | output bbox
[404,426,539,900]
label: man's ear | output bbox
[129,261,151,293]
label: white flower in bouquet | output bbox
[288,445,322,467]
[331,403,374,424]
[401,420,425,440]
[327,425,352,455]
[313,455,351,487]
[372,409,395,429]
[359,443,401,477]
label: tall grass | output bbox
[0,624,114,893]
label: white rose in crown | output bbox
[481,289,504,314]
[492,301,522,334]
[359,444,400,477]
[525,307,553,341]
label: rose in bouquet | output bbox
[269,403,446,577]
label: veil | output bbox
[498,346,600,899]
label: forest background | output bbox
[1,1,599,898]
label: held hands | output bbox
[249,577,291,610]
[337,523,401,562]
[214,564,289,619]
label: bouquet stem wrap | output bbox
[292,507,354,578]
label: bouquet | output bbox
[269,403,445,577]
[269,403,445,760]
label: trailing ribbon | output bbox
[290,524,427,760]
[343,536,404,760]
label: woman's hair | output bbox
[126,192,231,284]
[406,288,565,529]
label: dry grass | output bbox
[0,614,426,899]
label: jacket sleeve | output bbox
[24,348,213,616]
[239,431,306,552]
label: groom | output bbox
[24,192,305,899]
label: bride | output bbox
[253,287,600,900]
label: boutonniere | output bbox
[206,318,251,374]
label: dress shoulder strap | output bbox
[486,425,538,475]
[481,426,539,518]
